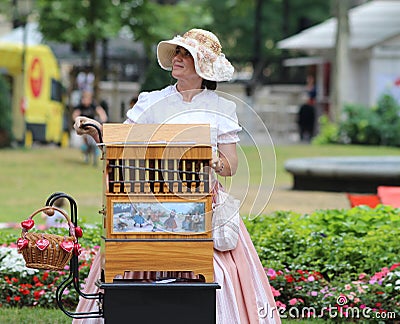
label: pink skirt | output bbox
[72,220,280,324]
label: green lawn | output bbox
[0,146,102,226]
[1,143,399,227]
[0,307,71,323]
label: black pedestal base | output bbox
[99,282,220,324]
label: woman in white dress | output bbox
[74,28,280,324]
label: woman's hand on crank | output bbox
[73,116,102,143]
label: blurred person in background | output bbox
[72,91,107,166]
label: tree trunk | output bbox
[90,38,100,101]
[89,0,100,102]
[331,0,350,122]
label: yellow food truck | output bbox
[0,42,68,147]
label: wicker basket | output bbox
[18,206,77,271]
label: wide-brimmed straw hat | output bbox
[157,28,234,82]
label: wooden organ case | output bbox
[100,123,215,283]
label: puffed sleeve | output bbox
[216,97,241,144]
[124,92,151,124]
[124,86,175,124]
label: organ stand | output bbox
[98,123,219,323]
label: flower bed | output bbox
[244,205,400,321]
[0,223,101,309]
[0,207,399,322]
[0,243,97,308]
[266,264,400,320]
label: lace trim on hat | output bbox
[184,29,222,55]
[172,33,234,81]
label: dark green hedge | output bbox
[314,94,400,147]
[244,205,400,281]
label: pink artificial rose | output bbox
[271,286,281,297]
[275,301,286,310]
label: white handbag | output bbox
[212,187,240,252]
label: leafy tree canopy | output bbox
[36,0,212,55]
[32,0,331,89]
[202,0,331,62]
[36,0,121,50]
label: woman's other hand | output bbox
[210,143,238,176]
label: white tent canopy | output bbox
[0,22,42,45]
[278,0,400,51]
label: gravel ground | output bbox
[234,184,350,217]
[266,185,349,214]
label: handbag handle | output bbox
[21,206,77,240]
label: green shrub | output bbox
[375,94,400,146]
[338,103,381,145]
[314,93,400,147]
[312,115,339,145]
[244,205,400,280]
[246,206,400,321]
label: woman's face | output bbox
[171,46,201,83]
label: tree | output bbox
[331,0,351,122]
[36,0,121,98]
[35,0,332,92]
[202,0,331,84]
[117,0,212,91]
[36,0,212,94]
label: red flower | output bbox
[285,275,294,283]
[19,288,30,295]
[11,277,18,283]
[33,290,45,300]
[33,276,39,283]
[376,302,382,308]
[389,263,400,271]
[14,296,21,302]
[6,296,10,302]
[42,272,49,281]
[312,271,323,280]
